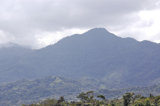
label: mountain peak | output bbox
[84,28,109,35]
[89,27,108,32]
[80,27,118,40]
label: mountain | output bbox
[1,76,160,106]
[0,76,100,106]
[0,45,33,83]
[0,28,160,88]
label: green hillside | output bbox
[1,76,160,106]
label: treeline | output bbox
[22,91,160,106]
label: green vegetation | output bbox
[1,76,160,106]
[22,92,160,106]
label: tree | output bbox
[154,96,160,106]
[123,93,134,106]
[77,92,89,102]
[145,99,151,106]
[77,91,94,103]
[57,96,65,105]
[132,94,142,104]
[97,95,106,101]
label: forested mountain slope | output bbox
[0,28,160,88]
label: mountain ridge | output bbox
[1,75,160,106]
[0,28,160,88]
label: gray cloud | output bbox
[0,0,159,48]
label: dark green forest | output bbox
[23,91,160,106]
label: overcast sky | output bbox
[0,0,160,49]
